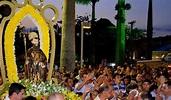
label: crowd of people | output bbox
[2,63,171,100]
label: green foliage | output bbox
[75,0,100,5]
[75,0,91,5]
[0,81,10,95]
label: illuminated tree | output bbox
[115,0,131,65]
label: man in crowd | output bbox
[94,86,112,100]
[74,69,95,99]
[5,83,25,100]
[137,79,154,100]
[136,73,143,83]
[142,79,151,93]
[112,73,126,99]
[161,80,171,100]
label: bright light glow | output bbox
[108,63,115,67]
[83,26,91,29]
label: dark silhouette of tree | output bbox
[146,0,153,60]
[54,15,147,66]
[94,18,116,63]
[76,0,100,65]
[126,25,146,60]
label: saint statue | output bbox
[24,32,48,82]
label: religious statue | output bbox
[24,32,48,82]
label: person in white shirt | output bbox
[74,69,95,99]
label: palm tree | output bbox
[126,25,146,60]
[60,0,75,72]
[75,0,99,26]
[76,0,99,65]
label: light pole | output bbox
[81,21,91,68]
[128,20,136,32]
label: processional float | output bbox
[0,0,58,90]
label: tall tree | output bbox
[146,0,153,60]
[76,0,99,65]
[126,25,146,60]
[60,0,75,72]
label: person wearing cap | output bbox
[25,32,48,82]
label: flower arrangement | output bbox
[62,91,82,100]
[4,4,49,83]
[0,79,82,100]
[19,79,65,97]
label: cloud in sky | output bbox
[154,25,171,32]
[153,25,171,37]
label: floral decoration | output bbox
[4,4,49,83]
[0,79,82,100]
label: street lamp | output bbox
[128,20,136,31]
[81,21,91,68]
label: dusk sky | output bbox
[20,0,171,37]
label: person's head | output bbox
[80,70,89,81]
[80,69,94,83]
[161,80,171,95]
[89,65,93,71]
[126,66,131,71]
[9,83,26,100]
[24,96,37,100]
[142,79,151,92]
[47,93,65,100]
[113,73,121,84]
[130,68,137,76]
[90,90,98,100]
[136,74,142,82]
[127,83,138,92]
[98,86,112,99]
[28,32,39,46]
[123,75,131,85]
[138,91,153,100]
[158,73,168,83]
[65,77,74,88]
